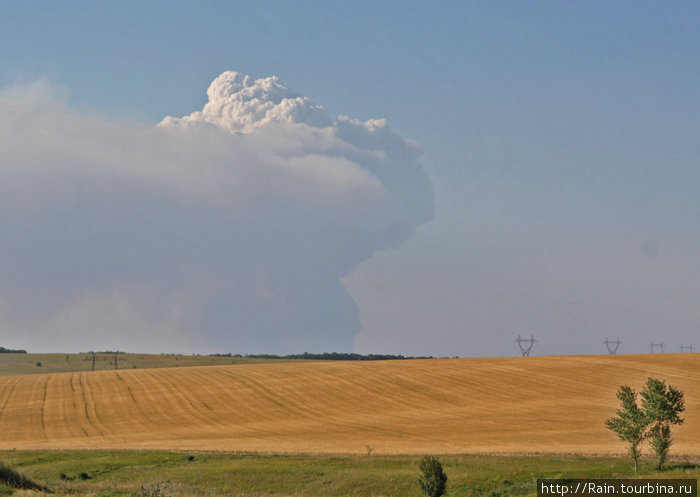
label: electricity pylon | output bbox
[649,342,664,353]
[515,334,536,357]
[604,338,621,355]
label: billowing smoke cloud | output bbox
[0,72,433,353]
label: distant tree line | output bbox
[209,352,434,360]
[80,350,126,355]
[0,347,27,354]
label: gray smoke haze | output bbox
[0,73,433,353]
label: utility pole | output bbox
[679,345,695,353]
[84,353,126,370]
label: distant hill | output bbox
[0,354,697,456]
[0,351,427,377]
[0,352,317,376]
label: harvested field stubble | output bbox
[0,354,697,455]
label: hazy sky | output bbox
[1,1,698,356]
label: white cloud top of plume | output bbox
[0,72,433,353]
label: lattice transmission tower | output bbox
[648,342,665,353]
[603,338,621,355]
[515,334,536,357]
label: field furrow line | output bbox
[224,366,355,423]
[68,374,90,437]
[202,368,315,439]
[116,369,181,429]
[211,368,291,418]
[0,376,15,403]
[8,375,47,441]
[78,373,106,437]
[53,373,87,439]
[184,368,248,418]
[40,374,49,439]
[114,371,152,428]
[220,366,376,418]
[94,372,144,434]
[0,376,21,420]
[229,372,309,414]
[309,366,451,413]
[203,367,358,439]
[147,368,231,434]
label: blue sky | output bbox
[1,2,698,356]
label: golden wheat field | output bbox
[0,354,697,455]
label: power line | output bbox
[679,345,695,353]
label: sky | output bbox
[0,1,698,357]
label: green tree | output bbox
[418,455,447,497]
[640,377,685,470]
[605,385,649,471]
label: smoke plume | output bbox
[0,72,433,353]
